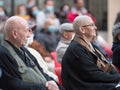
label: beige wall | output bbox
[108,0,120,45]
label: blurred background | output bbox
[0,0,119,44]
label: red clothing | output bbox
[67,8,96,23]
[67,11,79,22]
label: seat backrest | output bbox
[54,67,62,85]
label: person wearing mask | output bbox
[32,0,60,31]
[0,6,8,23]
[35,18,58,53]
[67,0,96,23]
[15,4,30,21]
[31,5,46,31]
[27,0,36,9]
[0,16,64,90]
[34,18,58,73]
[56,23,75,63]
[62,15,120,90]
[25,25,58,81]
[67,0,87,22]
[58,4,71,24]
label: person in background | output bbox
[96,34,113,60]
[28,24,56,73]
[15,4,30,22]
[0,16,64,90]
[56,23,75,63]
[62,15,120,90]
[31,5,43,31]
[58,4,71,24]
[67,0,88,22]
[26,0,36,9]
[67,0,96,23]
[35,18,58,53]
[25,25,58,81]
[33,0,60,31]
[92,31,112,62]
[0,6,8,23]
[112,23,120,71]
[0,22,5,44]
[26,0,36,21]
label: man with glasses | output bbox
[62,15,120,90]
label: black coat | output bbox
[62,40,120,90]
[112,42,120,67]
[0,41,64,90]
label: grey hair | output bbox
[112,23,120,42]
[73,15,92,33]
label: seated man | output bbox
[25,27,58,81]
[56,23,75,63]
[0,16,64,90]
[62,15,120,90]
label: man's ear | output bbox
[12,29,17,39]
[79,27,85,34]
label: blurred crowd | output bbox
[0,0,114,87]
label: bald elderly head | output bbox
[73,15,93,33]
[4,16,29,36]
[3,16,30,48]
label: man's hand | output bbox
[46,80,59,90]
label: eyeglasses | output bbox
[82,23,96,27]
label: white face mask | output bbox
[26,34,34,46]
[71,33,75,40]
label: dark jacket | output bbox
[35,29,58,52]
[62,40,120,90]
[0,41,64,90]
[112,41,120,67]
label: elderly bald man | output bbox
[0,16,64,90]
[62,15,120,90]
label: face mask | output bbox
[0,1,3,6]
[32,9,39,16]
[26,34,34,46]
[63,6,69,14]
[48,25,56,33]
[63,8,69,14]
[27,4,33,8]
[45,6,54,12]
[0,11,5,16]
[20,11,26,15]
[71,33,75,40]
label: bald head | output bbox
[73,15,93,33]
[3,16,30,48]
[4,16,28,37]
